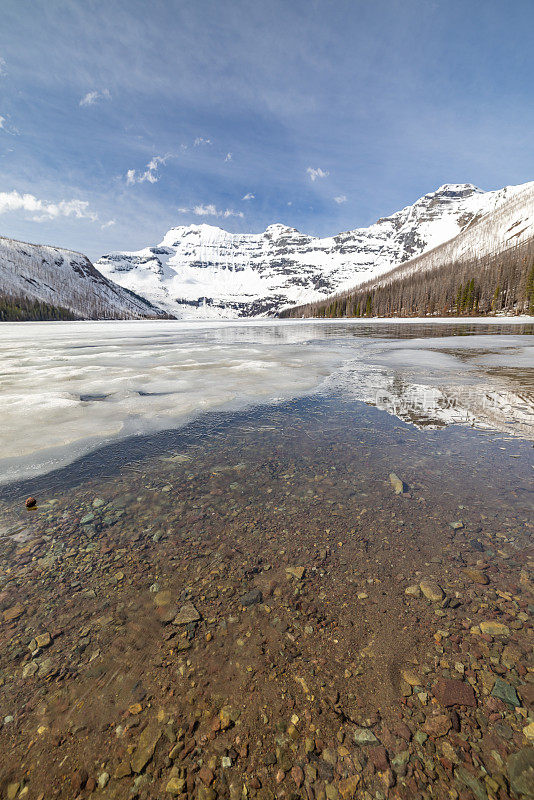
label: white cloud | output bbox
[194,137,212,146]
[334,195,347,204]
[79,89,111,107]
[101,219,116,230]
[307,167,329,181]
[0,57,6,77]
[125,154,171,185]
[0,114,18,136]
[178,204,244,219]
[224,152,232,162]
[0,190,99,222]
[242,192,255,200]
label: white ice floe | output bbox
[0,319,532,485]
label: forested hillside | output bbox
[0,235,168,321]
[0,293,79,321]
[282,237,534,319]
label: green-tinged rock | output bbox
[391,751,410,771]
[492,678,520,708]
[389,473,405,494]
[197,787,217,800]
[131,722,162,773]
[165,776,186,795]
[353,727,378,745]
[173,602,201,625]
[507,748,534,798]
[479,620,509,636]
[454,766,488,800]
[7,782,20,800]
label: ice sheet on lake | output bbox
[0,319,532,485]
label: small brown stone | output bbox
[433,678,476,708]
[422,714,452,737]
[338,774,361,799]
[463,568,489,585]
[367,746,389,771]
[25,496,36,508]
[198,766,214,786]
[3,603,24,623]
[71,769,88,794]
[290,765,304,787]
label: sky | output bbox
[0,0,533,260]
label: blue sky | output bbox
[0,0,532,260]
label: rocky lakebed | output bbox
[0,393,532,800]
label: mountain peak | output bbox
[433,183,482,195]
[264,223,298,236]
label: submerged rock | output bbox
[419,579,444,601]
[507,748,534,798]
[389,473,405,494]
[479,620,510,636]
[131,722,162,773]
[239,588,263,606]
[173,602,201,625]
[491,677,520,708]
[433,678,476,708]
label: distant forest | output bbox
[0,293,78,321]
[281,237,534,319]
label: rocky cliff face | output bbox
[96,182,532,318]
[0,235,166,319]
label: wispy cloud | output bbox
[0,114,18,136]
[79,89,111,107]
[0,190,99,222]
[242,192,255,200]
[334,194,347,204]
[178,204,244,219]
[101,219,116,230]
[193,137,212,146]
[224,152,232,162]
[0,57,6,77]
[307,167,329,181]
[125,154,171,185]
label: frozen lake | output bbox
[0,318,533,485]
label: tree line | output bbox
[281,237,534,319]
[0,293,79,321]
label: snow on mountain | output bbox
[0,235,166,319]
[96,181,533,318]
[362,180,534,289]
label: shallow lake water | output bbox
[0,319,532,800]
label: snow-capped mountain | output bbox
[362,180,534,288]
[96,181,533,318]
[0,235,165,319]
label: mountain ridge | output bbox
[96,181,533,318]
[0,234,167,321]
